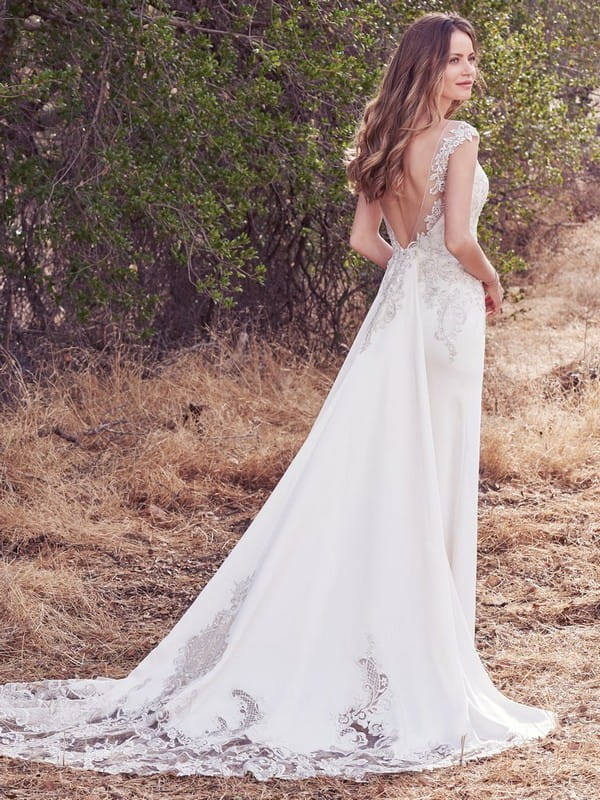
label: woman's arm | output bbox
[349,192,393,269]
[444,136,503,315]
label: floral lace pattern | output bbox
[418,244,485,360]
[338,647,394,750]
[423,197,443,232]
[360,240,412,352]
[360,121,487,359]
[163,574,254,696]
[0,636,529,781]
[429,121,476,195]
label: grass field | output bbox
[0,219,599,800]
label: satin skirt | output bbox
[0,245,556,780]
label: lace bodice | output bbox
[385,120,488,253]
[361,121,488,357]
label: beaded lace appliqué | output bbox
[0,592,533,780]
[428,122,475,195]
[163,573,254,695]
[338,650,394,749]
[360,241,411,352]
[360,121,486,359]
[423,197,443,232]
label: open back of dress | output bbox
[379,119,452,249]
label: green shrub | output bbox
[0,1,597,354]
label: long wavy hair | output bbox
[345,13,483,201]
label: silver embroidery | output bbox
[164,574,254,695]
[360,245,413,352]
[338,652,394,749]
[215,689,263,735]
[419,250,485,361]
[0,647,532,781]
[360,122,487,359]
[429,121,477,194]
[423,197,442,232]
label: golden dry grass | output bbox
[1,219,600,799]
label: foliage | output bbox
[0,0,597,355]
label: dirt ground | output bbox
[0,219,599,800]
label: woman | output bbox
[0,12,555,782]
[345,11,505,637]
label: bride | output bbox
[0,11,555,781]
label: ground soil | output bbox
[0,219,599,800]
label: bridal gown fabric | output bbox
[0,120,555,780]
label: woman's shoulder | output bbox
[438,120,480,166]
[445,119,479,142]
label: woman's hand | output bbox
[483,274,504,317]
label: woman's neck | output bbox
[413,112,449,132]
[413,100,453,132]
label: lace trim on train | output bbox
[0,652,526,781]
[0,576,546,781]
[339,651,393,747]
[0,678,531,781]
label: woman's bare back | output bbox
[379,121,450,248]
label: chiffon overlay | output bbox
[0,121,555,781]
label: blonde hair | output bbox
[345,12,483,201]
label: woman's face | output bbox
[440,29,477,107]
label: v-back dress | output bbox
[0,120,555,781]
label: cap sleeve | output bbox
[429,121,479,195]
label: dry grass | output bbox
[1,219,600,799]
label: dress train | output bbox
[0,120,555,780]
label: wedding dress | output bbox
[0,120,555,781]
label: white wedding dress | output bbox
[0,120,555,781]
